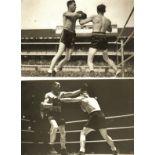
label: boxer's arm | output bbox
[63,12,81,18]
[41,94,53,109]
[79,16,93,25]
[41,101,53,109]
[60,96,84,103]
[61,89,81,98]
[107,20,112,32]
[43,97,49,103]
[43,94,50,103]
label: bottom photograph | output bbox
[21,79,134,155]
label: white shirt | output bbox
[81,97,101,114]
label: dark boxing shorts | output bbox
[47,108,65,126]
[90,32,108,50]
[84,111,106,130]
[60,29,76,48]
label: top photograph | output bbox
[21,0,134,77]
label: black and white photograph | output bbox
[21,79,134,155]
[21,0,134,77]
[21,1,134,155]
[2,0,155,155]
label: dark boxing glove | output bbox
[53,97,60,103]
[77,11,87,19]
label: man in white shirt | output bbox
[61,90,119,155]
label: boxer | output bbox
[48,0,87,76]
[79,4,120,77]
[41,81,81,155]
[60,89,119,155]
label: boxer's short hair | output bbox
[97,4,106,14]
[52,81,60,88]
[67,0,75,7]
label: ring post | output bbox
[116,42,120,65]
[121,39,125,77]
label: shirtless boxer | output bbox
[60,90,119,155]
[79,4,120,77]
[41,81,81,155]
[48,0,86,76]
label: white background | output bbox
[0,0,155,154]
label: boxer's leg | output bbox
[79,127,94,153]
[48,42,65,74]
[49,119,58,153]
[102,49,118,73]
[59,125,68,155]
[56,48,72,71]
[99,128,119,155]
[87,47,97,73]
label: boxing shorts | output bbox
[90,32,108,50]
[84,111,106,130]
[60,29,76,48]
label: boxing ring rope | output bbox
[21,113,134,133]
[21,41,120,45]
[21,113,134,123]
[55,138,134,144]
[21,113,133,148]
[22,126,134,133]
[22,138,134,144]
[115,7,134,77]
[66,113,133,124]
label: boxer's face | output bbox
[53,82,61,92]
[69,2,76,12]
